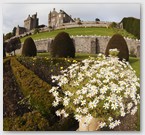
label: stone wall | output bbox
[15,36,140,57]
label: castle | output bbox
[15,8,112,37]
[16,13,39,36]
[48,8,74,28]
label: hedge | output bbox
[3,57,11,65]
[121,17,140,39]
[4,111,49,131]
[4,113,78,131]
[10,57,54,116]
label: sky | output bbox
[2,3,140,34]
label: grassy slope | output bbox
[20,27,136,42]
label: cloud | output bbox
[2,3,140,34]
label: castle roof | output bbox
[17,25,26,30]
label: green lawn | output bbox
[20,27,136,42]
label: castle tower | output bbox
[48,8,74,28]
[48,11,51,27]
[24,13,39,31]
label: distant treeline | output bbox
[121,17,140,39]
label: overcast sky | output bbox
[2,3,140,34]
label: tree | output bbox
[12,27,17,36]
[5,37,21,56]
[105,34,129,61]
[50,32,75,58]
[22,37,37,57]
[33,28,40,34]
[4,32,13,41]
[95,18,100,22]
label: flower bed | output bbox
[50,49,140,130]
[17,56,78,86]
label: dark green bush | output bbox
[109,22,118,28]
[22,37,37,56]
[105,34,129,61]
[121,17,140,39]
[50,32,75,58]
[4,111,49,131]
[10,58,54,116]
[5,37,21,56]
[47,115,78,131]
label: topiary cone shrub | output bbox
[105,34,129,61]
[50,32,75,58]
[22,37,37,57]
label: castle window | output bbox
[59,14,61,18]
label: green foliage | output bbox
[10,58,54,116]
[22,37,37,56]
[5,37,21,55]
[105,34,129,61]
[129,57,140,78]
[47,115,78,131]
[109,22,118,28]
[4,111,49,131]
[17,56,78,86]
[95,18,100,21]
[121,17,140,39]
[50,32,75,58]
[4,32,13,41]
[12,27,17,36]
[34,28,40,34]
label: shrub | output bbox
[10,58,54,116]
[4,111,49,131]
[50,32,75,58]
[47,115,78,131]
[105,34,129,61]
[22,37,37,57]
[121,17,140,39]
[33,28,39,34]
[5,37,21,56]
[109,22,118,28]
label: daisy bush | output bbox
[49,49,140,130]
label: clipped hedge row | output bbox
[47,115,78,131]
[4,112,78,131]
[3,57,11,65]
[4,111,49,131]
[10,57,54,116]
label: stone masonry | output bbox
[15,36,140,57]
